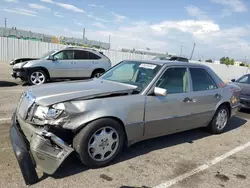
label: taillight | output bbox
[218,82,227,88]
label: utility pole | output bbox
[190,43,196,60]
[83,28,85,39]
[108,35,111,49]
[180,45,183,56]
[4,18,7,28]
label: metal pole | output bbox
[108,35,111,49]
[190,43,196,60]
[4,18,7,28]
[83,28,85,39]
[180,45,183,56]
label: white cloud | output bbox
[54,12,63,18]
[40,0,84,13]
[151,20,220,35]
[210,0,247,13]
[110,11,127,23]
[88,4,104,8]
[28,3,50,11]
[4,0,19,3]
[92,22,106,28]
[1,8,38,16]
[185,5,208,20]
[87,13,109,23]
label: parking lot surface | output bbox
[0,62,249,188]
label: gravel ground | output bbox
[0,61,250,188]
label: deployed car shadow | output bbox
[0,81,18,87]
[43,116,246,181]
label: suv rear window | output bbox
[74,50,89,59]
[89,52,101,60]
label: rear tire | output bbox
[28,69,48,85]
[73,118,124,168]
[91,69,105,78]
[207,105,229,134]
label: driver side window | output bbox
[156,67,189,94]
[53,50,74,60]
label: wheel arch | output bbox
[27,67,51,79]
[216,101,231,117]
[74,116,129,147]
[91,68,105,77]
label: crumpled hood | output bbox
[27,79,137,106]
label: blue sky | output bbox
[1,0,250,60]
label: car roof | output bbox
[123,59,202,67]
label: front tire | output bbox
[73,118,125,168]
[28,70,47,85]
[207,105,229,134]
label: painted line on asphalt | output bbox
[0,89,24,92]
[0,118,11,122]
[154,141,250,188]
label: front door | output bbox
[144,67,194,138]
[49,50,77,78]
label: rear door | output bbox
[187,67,223,128]
[49,50,77,78]
[74,50,101,78]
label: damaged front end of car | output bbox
[9,92,75,185]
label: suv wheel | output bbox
[207,105,229,134]
[73,118,124,168]
[91,69,105,78]
[28,70,47,85]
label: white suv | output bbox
[12,47,112,85]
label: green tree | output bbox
[229,58,235,65]
[220,57,226,64]
[205,59,213,63]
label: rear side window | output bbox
[190,68,217,91]
[74,50,89,60]
[89,52,101,60]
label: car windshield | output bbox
[100,61,161,92]
[40,50,57,59]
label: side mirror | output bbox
[48,55,56,61]
[231,79,236,82]
[154,87,167,96]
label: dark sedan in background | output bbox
[231,74,250,109]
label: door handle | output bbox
[183,97,192,103]
[214,93,221,98]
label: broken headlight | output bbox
[32,103,67,125]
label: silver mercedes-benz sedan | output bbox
[10,60,240,184]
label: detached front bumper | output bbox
[10,113,74,185]
[11,69,28,81]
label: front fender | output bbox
[62,95,146,145]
